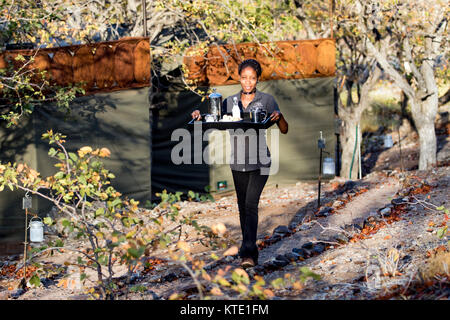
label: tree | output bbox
[333,1,383,179]
[289,0,383,179]
[356,0,448,170]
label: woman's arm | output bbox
[269,111,288,134]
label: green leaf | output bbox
[54,172,64,179]
[95,207,105,217]
[127,247,145,259]
[29,274,41,287]
[270,277,284,289]
[61,219,70,228]
[68,152,78,162]
[437,226,447,239]
[43,217,53,225]
[110,198,122,207]
[98,255,108,266]
[48,148,57,157]
[300,267,321,280]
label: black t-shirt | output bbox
[222,90,280,172]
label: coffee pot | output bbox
[208,89,222,121]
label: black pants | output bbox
[231,169,269,264]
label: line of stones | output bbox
[249,195,413,276]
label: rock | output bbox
[275,254,290,264]
[40,278,56,288]
[288,222,298,231]
[401,255,412,264]
[223,256,235,263]
[292,248,306,258]
[285,252,300,261]
[368,211,378,217]
[302,242,314,250]
[423,180,438,188]
[299,223,312,231]
[162,272,178,282]
[272,258,289,268]
[246,268,256,278]
[343,180,357,191]
[391,197,406,206]
[332,200,344,208]
[379,207,391,216]
[333,234,349,244]
[302,248,313,258]
[10,288,25,299]
[312,243,326,255]
[263,260,279,270]
[253,265,265,274]
[273,225,290,235]
[317,206,333,217]
[203,261,217,271]
[363,221,377,229]
[351,219,365,230]
[366,215,380,223]
[268,234,282,243]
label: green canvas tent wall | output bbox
[0,87,151,252]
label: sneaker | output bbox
[240,257,255,269]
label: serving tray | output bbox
[188,115,275,130]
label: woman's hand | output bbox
[191,110,202,120]
[269,111,282,122]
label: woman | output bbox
[191,59,288,268]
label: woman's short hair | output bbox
[238,59,262,78]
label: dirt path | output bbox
[257,175,401,265]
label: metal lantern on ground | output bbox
[29,217,44,242]
[322,157,335,175]
[384,134,393,148]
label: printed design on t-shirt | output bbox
[249,101,264,111]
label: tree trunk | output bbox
[411,97,438,170]
[340,111,363,180]
[410,58,439,170]
[338,67,381,179]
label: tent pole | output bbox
[358,123,362,179]
[142,0,148,37]
[329,0,335,39]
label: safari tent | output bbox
[0,37,338,248]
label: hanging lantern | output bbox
[29,217,44,243]
[384,134,393,148]
[322,157,335,175]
